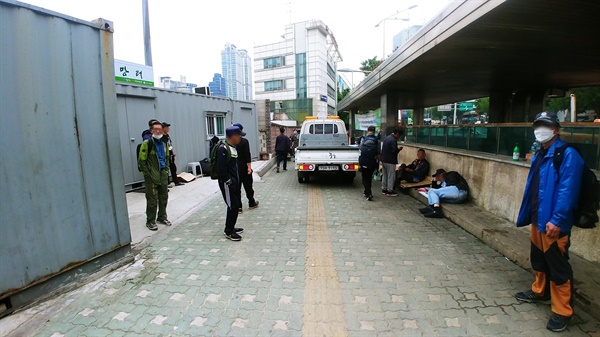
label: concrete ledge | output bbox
[254,158,276,178]
[408,188,600,322]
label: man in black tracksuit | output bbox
[218,126,245,241]
[233,123,259,213]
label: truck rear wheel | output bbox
[344,173,356,184]
[298,172,307,184]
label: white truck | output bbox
[295,116,360,184]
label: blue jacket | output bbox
[516,137,584,232]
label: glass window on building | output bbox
[264,80,284,91]
[206,114,226,137]
[327,63,336,81]
[327,84,336,99]
[296,53,307,99]
[263,56,285,69]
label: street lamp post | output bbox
[375,5,418,60]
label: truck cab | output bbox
[295,116,360,184]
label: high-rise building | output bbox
[254,20,342,121]
[392,25,423,51]
[221,43,253,101]
[208,73,227,97]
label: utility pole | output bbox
[142,0,153,66]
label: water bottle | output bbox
[512,143,520,161]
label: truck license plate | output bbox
[319,165,338,171]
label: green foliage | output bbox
[338,87,351,102]
[475,97,489,114]
[546,87,600,114]
[359,56,382,74]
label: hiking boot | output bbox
[158,219,172,226]
[515,289,550,303]
[146,222,158,231]
[419,206,434,214]
[225,232,242,241]
[424,206,444,218]
[546,313,572,332]
[223,228,244,235]
[249,201,260,209]
[386,191,399,197]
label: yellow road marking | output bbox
[303,185,348,336]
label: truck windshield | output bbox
[309,123,339,134]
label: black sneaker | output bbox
[158,219,172,226]
[276,167,280,173]
[249,201,260,209]
[367,195,373,201]
[223,228,244,235]
[146,222,158,231]
[419,206,434,214]
[238,208,243,214]
[225,232,242,241]
[546,313,572,332]
[381,190,388,195]
[515,289,550,303]
[386,191,399,197]
[283,168,287,171]
[424,207,444,218]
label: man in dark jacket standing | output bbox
[420,169,469,218]
[138,121,171,231]
[359,126,380,201]
[380,129,402,196]
[514,111,583,332]
[217,126,245,241]
[275,126,291,173]
[233,123,259,213]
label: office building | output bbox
[208,73,227,97]
[221,43,253,101]
[254,20,342,121]
[159,75,197,93]
[392,25,423,51]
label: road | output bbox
[23,168,600,336]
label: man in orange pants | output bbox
[515,111,584,332]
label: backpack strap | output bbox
[219,141,232,162]
[553,143,583,174]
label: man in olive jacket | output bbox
[138,121,172,231]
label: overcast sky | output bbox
[22,0,450,87]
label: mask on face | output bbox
[152,134,163,140]
[534,127,555,143]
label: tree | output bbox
[546,87,600,117]
[338,88,351,102]
[359,56,382,74]
[337,88,352,126]
[475,97,489,114]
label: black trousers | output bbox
[238,170,256,206]
[169,157,178,184]
[276,152,287,170]
[361,167,375,196]
[218,181,240,235]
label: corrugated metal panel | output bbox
[115,85,258,186]
[0,1,130,298]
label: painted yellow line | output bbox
[303,185,348,336]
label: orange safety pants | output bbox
[530,225,574,317]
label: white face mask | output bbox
[534,127,555,144]
[152,134,163,140]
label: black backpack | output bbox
[209,141,231,180]
[553,144,600,228]
[359,136,378,168]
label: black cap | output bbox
[233,122,244,131]
[367,125,376,132]
[432,168,446,177]
[533,111,560,127]
[162,122,171,127]
[226,126,246,137]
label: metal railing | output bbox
[404,123,600,170]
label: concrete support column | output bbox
[349,109,357,144]
[380,92,399,137]
[507,89,547,123]
[489,90,510,123]
[413,107,425,125]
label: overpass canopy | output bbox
[338,0,600,111]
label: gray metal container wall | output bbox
[115,84,258,186]
[0,1,131,299]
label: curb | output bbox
[407,188,600,322]
[255,158,276,178]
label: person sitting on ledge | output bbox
[396,148,430,185]
[420,168,469,218]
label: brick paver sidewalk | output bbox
[28,169,600,336]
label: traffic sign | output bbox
[458,102,474,111]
